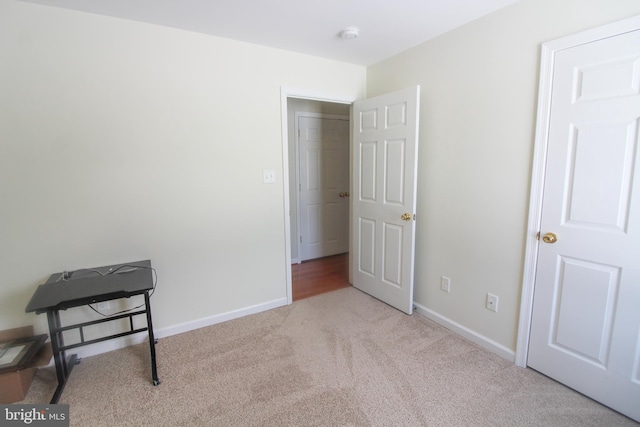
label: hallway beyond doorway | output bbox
[292,253,350,301]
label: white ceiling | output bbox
[20,0,520,66]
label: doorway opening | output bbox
[282,86,420,311]
[281,89,355,303]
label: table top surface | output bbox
[25,260,153,313]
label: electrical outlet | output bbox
[440,276,451,293]
[486,293,498,312]
[263,169,276,183]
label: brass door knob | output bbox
[339,192,350,197]
[542,232,558,244]
[401,213,412,221]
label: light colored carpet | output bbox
[21,287,638,426]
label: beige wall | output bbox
[367,0,640,353]
[0,0,365,338]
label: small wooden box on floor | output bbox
[0,325,52,403]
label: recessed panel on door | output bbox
[306,149,320,191]
[325,148,340,191]
[325,202,340,244]
[360,141,377,202]
[552,257,620,366]
[385,139,406,206]
[386,102,407,128]
[573,56,640,103]
[382,223,403,288]
[566,121,637,231]
[306,204,321,244]
[306,126,320,141]
[359,218,376,277]
[360,109,378,132]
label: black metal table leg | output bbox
[144,291,160,386]
[46,310,66,403]
[50,355,80,404]
[47,310,80,404]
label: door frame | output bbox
[515,14,640,368]
[294,112,350,263]
[280,87,356,305]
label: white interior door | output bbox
[298,115,350,261]
[352,86,420,314]
[527,25,640,422]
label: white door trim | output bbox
[294,112,350,263]
[515,14,640,368]
[280,87,356,305]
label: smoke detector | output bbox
[339,27,360,40]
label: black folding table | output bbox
[25,260,160,403]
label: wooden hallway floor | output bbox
[292,253,350,301]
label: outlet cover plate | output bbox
[486,293,498,312]
[263,169,276,183]
[440,276,451,292]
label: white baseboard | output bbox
[72,297,288,359]
[413,302,515,362]
[156,297,287,339]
